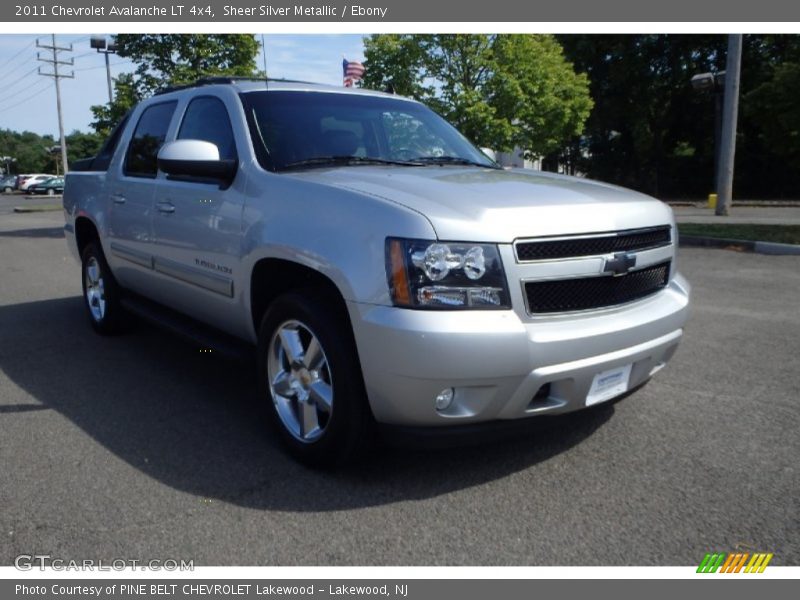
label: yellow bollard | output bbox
[708,193,718,209]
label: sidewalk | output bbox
[671,205,800,255]
[672,205,800,225]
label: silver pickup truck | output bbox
[64,77,690,465]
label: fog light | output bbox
[435,388,455,411]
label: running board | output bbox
[120,294,254,362]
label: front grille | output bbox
[524,262,670,314]
[515,226,671,261]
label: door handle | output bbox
[156,201,175,214]
[111,193,126,204]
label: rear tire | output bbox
[257,291,372,467]
[47,188,55,196]
[80,241,128,335]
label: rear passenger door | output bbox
[107,100,177,293]
[148,94,245,332]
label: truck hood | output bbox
[285,166,674,243]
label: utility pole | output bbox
[715,34,743,217]
[37,34,73,174]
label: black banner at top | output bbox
[3,0,800,22]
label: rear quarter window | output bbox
[124,101,178,178]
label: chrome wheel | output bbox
[267,319,333,443]
[84,256,106,322]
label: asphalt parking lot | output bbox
[0,209,798,566]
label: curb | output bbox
[666,201,800,207]
[13,205,62,213]
[679,235,800,256]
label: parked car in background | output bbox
[1,175,16,193]
[19,174,54,191]
[26,176,64,196]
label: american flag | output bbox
[343,58,365,87]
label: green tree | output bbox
[362,34,592,158]
[559,34,800,198]
[91,34,261,136]
[747,64,800,168]
[558,34,726,196]
[65,130,104,163]
[736,35,800,199]
[0,129,56,173]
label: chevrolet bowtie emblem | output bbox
[604,252,637,276]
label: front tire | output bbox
[257,291,372,467]
[81,241,127,335]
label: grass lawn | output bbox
[678,223,800,245]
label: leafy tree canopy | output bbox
[91,34,261,136]
[744,61,800,171]
[558,34,800,198]
[0,129,102,174]
[362,34,593,158]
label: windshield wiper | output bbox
[412,155,500,169]
[282,156,424,170]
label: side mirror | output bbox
[157,140,237,184]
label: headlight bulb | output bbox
[413,244,463,281]
[463,246,486,280]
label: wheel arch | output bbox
[74,216,101,258]
[249,258,352,337]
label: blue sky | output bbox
[0,34,366,138]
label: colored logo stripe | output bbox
[697,552,773,573]
[745,553,773,573]
[697,553,726,573]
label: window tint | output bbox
[241,91,495,171]
[178,96,237,161]
[124,101,177,178]
[91,112,131,171]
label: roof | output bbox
[153,76,408,101]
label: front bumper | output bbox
[349,274,690,426]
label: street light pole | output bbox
[716,34,743,217]
[103,51,112,102]
[690,70,726,199]
[90,36,117,103]
[713,83,723,192]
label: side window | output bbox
[91,112,130,171]
[178,96,237,161]
[124,101,177,178]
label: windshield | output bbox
[240,90,497,171]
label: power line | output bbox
[73,59,131,73]
[0,37,36,72]
[72,51,96,61]
[0,77,50,107]
[0,80,53,115]
[3,53,37,80]
[0,66,39,97]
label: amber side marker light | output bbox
[388,239,412,306]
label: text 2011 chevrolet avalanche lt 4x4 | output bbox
[63,77,690,466]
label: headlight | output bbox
[386,238,511,309]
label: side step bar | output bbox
[120,294,255,362]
